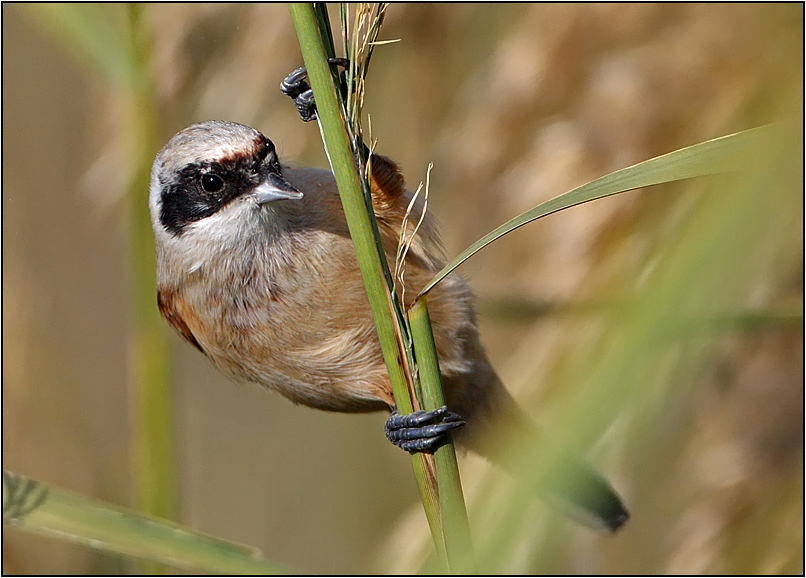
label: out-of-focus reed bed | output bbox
[3,4,801,574]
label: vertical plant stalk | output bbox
[23,4,179,573]
[124,6,177,572]
[288,2,413,423]
[288,3,466,568]
[409,297,474,572]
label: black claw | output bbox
[385,405,466,454]
[395,437,441,453]
[387,406,448,428]
[279,66,312,100]
[387,420,464,441]
[280,58,350,122]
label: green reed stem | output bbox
[409,297,474,572]
[288,3,461,567]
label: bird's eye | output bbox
[201,173,224,193]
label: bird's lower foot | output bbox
[385,405,465,453]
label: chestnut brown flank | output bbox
[157,288,205,354]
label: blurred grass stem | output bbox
[124,1,176,517]
[124,5,178,573]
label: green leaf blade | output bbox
[419,123,787,297]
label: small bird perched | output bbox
[149,72,629,532]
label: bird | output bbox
[149,110,628,532]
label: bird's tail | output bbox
[446,370,629,532]
[526,448,630,532]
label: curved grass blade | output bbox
[3,470,292,575]
[419,123,785,298]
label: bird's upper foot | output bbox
[280,58,349,122]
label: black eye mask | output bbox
[158,141,281,237]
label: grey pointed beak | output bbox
[254,171,303,204]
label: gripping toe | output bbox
[280,58,350,122]
[385,406,465,453]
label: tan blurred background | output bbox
[2,4,802,574]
